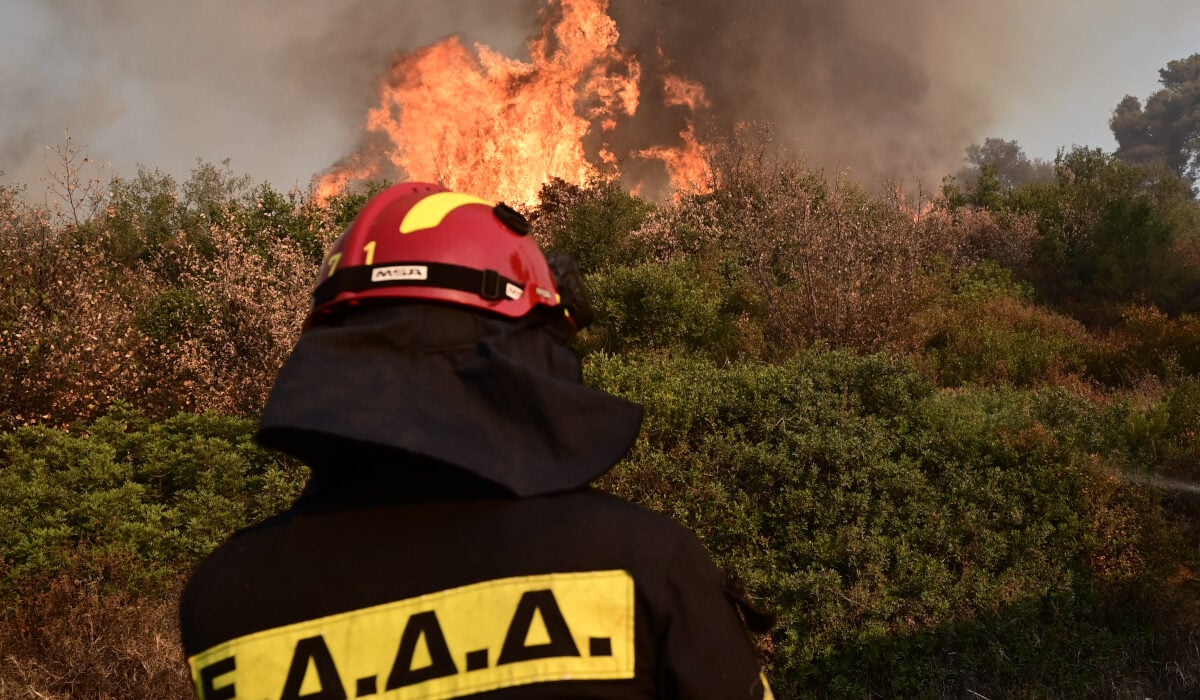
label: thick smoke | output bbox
[2,0,1193,195]
[604,1,1011,189]
[309,0,1012,193]
[308,0,1014,194]
[0,0,538,191]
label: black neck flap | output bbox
[256,305,644,498]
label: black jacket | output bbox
[180,467,770,699]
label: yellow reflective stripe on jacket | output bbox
[189,570,635,700]
[761,672,775,700]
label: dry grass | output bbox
[0,576,191,699]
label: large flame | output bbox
[316,0,713,205]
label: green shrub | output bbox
[533,177,655,274]
[586,349,1193,697]
[911,263,1095,387]
[239,184,332,266]
[134,289,210,347]
[996,148,1200,322]
[0,404,307,597]
[578,258,746,358]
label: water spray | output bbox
[1110,469,1200,496]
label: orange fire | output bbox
[893,184,936,223]
[637,121,713,195]
[662,73,711,111]
[315,0,714,205]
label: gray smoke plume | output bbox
[1,0,1194,196]
[607,0,1003,188]
[0,0,538,192]
[304,0,1015,194]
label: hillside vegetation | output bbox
[2,137,1200,697]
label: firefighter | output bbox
[179,182,773,699]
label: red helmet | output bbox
[307,182,591,330]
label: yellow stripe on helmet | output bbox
[400,192,494,234]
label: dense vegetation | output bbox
[3,129,1200,697]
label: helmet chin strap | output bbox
[312,262,525,309]
[311,254,594,335]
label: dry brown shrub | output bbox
[641,131,981,353]
[0,185,325,428]
[0,196,157,428]
[134,212,317,416]
[903,290,1100,388]
[0,574,191,699]
[1098,305,1200,381]
[942,205,1040,269]
[2,287,157,428]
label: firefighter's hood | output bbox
[256,304,644,497]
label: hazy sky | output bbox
[992,3,1198,162]
[1,0,1196,197]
